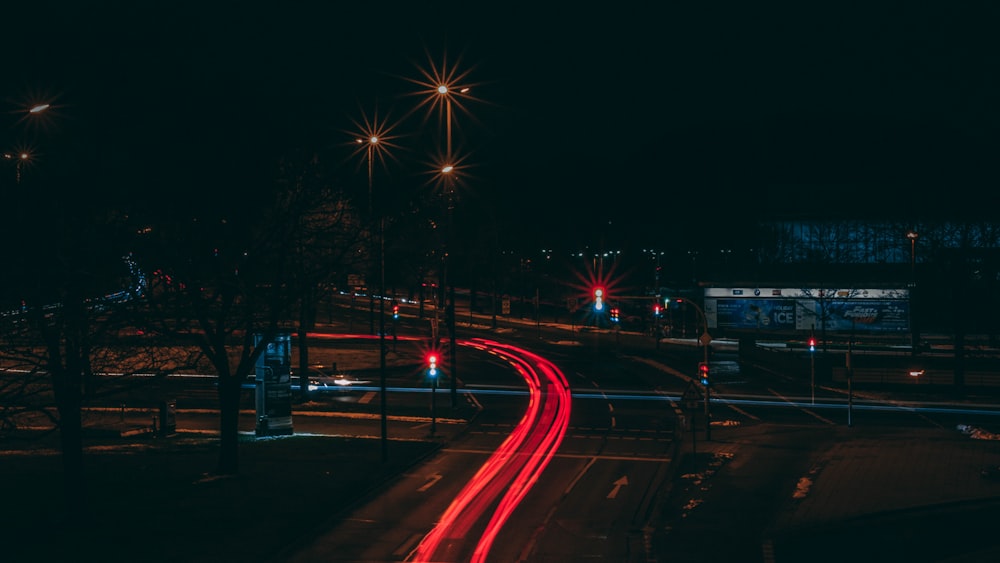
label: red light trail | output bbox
[410,338,572,562]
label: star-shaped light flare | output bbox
[565,252,635,318]
[399,47,489,155]
[346,104,405,179]
[6,88,62,135]
[421,147,477,200]
[2,143,41,183]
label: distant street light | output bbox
[906,229,918,279]
[906,229,919,356]
[5,100,52,184]
[2,151,31,184]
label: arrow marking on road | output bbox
[607,476,629,499]
[418,473,443,492]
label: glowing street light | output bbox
[348,106,402,463]
[5,99,53,183]
[2,151,31,184]
[406,50,485,409]
[906,228,920,356]
[438,161,458,408]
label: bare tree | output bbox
[132,154,365,475]
[275,150,368,400]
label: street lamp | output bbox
[906,229,919,356]
[440,163,458,408]
[358,134,381,337]
[5,100,51,184]
[2,151,31,184]
[368,134,389,460]
[407,53,480,410]
[349,107,401,463]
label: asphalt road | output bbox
[15,300,1000,562]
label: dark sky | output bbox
[5,2,1000,250]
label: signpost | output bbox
[681,381,703,455]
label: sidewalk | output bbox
[660,420,1000,561]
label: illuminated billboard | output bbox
[704,287,910,333]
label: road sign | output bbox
[699,332,712,347]
[566,297,578,312]
[681,381,703,412]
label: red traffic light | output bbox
[698,362,710,385]
[593,287,604,311]
[808,336,817,352]
[427,353,438,377]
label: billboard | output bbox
[706,298,796,330]
[795,299,909,332]
[705,287,910,333]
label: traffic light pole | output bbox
[430,374,437,436]
[704,380,711,441]
[428,354,439,436]
[811,351,816,405]
[676,297,712,441]
[810,328,817,405]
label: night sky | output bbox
[5,2,999,252]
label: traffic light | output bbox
[610,307,620,323]
[653,303,661,317]
[698,362,710,386]
[393,304,399,320]
[427,353,438,377]
[808,335,817,352]
[593,287,604,312]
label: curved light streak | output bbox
[411,338,571,563]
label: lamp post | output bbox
[440,164,458,408]
[351,108,401,463]
[373,136,389,461]
[906,229,919,356]
[408,52,479,410]
[430,81,471,411]
[2,151,30,184]
[4,102,51,184]
[357,133,389,461]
